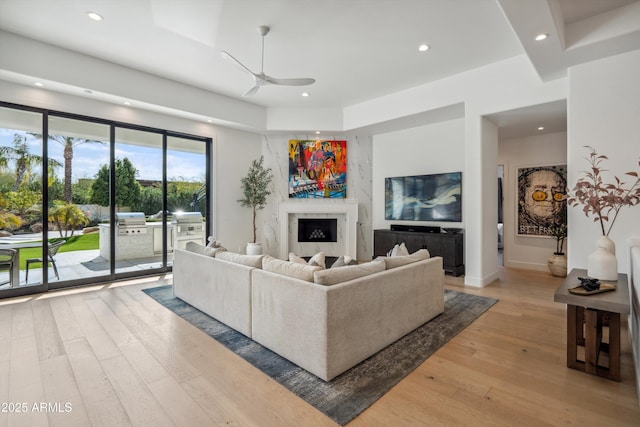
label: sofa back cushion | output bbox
[262,256,322,282]
[381,248,430,269]
[215,251,263,268]
[313,259,385,286]
[185,242,226,257]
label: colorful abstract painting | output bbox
[517,164,567,236]
[288,140,347,198]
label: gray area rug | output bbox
[142,285,497,425]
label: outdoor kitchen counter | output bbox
[99,222,173,261]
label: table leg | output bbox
[608,312,621,381]
[567,305,578,369]
[575,306,585,346]
[584,309,602,375]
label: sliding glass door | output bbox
[0,102,211,298]
[0,106,46,295]
[45,115,111,284]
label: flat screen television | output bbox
[385,172,462,222]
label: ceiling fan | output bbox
[221,25,315,96]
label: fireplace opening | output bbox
[298,218,337,242]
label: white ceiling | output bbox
[1,0,639,137]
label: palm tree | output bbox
[0,134,61,190]
[32,134,104,202]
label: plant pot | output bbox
[246,242,262,255]
[547,253,567,277]
[587,236,618,281]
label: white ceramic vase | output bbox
[587,236,618,281]
[246,242,262,255]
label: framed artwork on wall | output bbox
[516,164,567,237]
[288,139,347,198]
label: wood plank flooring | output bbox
[0,268,638,426]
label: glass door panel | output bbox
[46,115,110,284]
[0,107,45,293]
[114,128,163,275]
[166,136,207,265]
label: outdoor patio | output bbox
[0,232,168,288]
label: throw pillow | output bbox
[330,255,358,268]
[388,242,410,257]
[289,251,326,269]
[215,251,263,268]
[383,248,430,269]
[206,236,224,248]
[263,256,321,282]
[308,252,326,269]
[185,241,221,257]
[313,259,385,286]
[289,252,307,264]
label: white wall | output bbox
[213,126,263,253]
[372,118,465,234]
[498,132,568,271]
[568,49,640,275]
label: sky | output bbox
[0,128,206,183]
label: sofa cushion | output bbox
[313,259,385,286]
[263,256,321,282]
[215,251,263,268]
[185,242,225,257]
[330,255,358,268]
[382,248,430,269]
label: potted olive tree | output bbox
[238,156,273,255]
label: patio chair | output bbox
[0,248,18,287]
[25,240,66,283]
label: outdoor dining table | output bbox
[0,241,42,287]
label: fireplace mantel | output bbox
[278,201,358,260]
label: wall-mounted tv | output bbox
[385,172,462,222]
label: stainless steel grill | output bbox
[116,212,147,236]
[171,212,205,248]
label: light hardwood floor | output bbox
[0,268,638,426]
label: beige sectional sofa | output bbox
[172,247,445,381]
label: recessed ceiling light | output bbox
[207,119,213,123]
[418,44,430,52]
[33,82,44,87]
[315,131,320,134]
[535,33,548,41]
[302,92,310,97]
[538,126,545,130]
[123,101,131,106]
[87,12,103,21]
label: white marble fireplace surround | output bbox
[278,201,358,261]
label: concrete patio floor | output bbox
[0,249,170,288]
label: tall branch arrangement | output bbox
[238,156,273,243]
[566,146,640,236]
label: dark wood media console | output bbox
[373,229,464,276]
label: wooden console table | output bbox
[373,229,464,275]
[553,269,630,381]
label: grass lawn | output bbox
[17,233,99,270]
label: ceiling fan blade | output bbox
[220,51,257,77]
[242,83,262,97]
[264,76,315,86]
